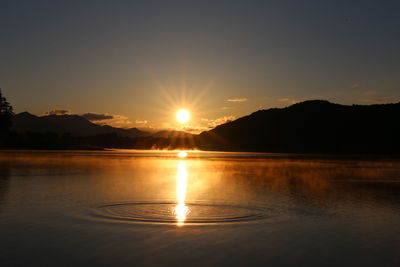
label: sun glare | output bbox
[176,109,190,123]
[177,151,188,158]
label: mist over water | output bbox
[0,150,400,266]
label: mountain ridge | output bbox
[11,112,149,138]
[198,100,400,153]
[7,100,400,153]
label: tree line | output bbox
[0,89,13,143]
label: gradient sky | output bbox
[1,0,399,131]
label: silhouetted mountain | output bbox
[101,125,146,138]
[197,100,400,154]
[6,100,400,154]
[12,112,149,138]
[12,112,64,133]
[152,130,194,138]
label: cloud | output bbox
[91,114,134,128]
[44,109,139,128]
[82,112,114,121]
[278,98,300,104]
[43,109,71,116]
[351,83,360,89]
[358,91,391,104]
[81,112,134,128]
[360,98,386,104]
[181,125,209,134]
[227,98,248,103]
[201,115,236,128]
[363,90,379,96]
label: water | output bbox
[0,150,400,266]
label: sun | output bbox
[176,109,190,123]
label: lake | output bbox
[0,150,400,266]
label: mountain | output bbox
[11,112,64,133]
[197,100,400,153]
[101,125,146,138]
[11,113,149,138]
[152,130,194,138]
[10,100,400,153]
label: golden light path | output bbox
[176,109,190,123]
[177,151,188,158]
[174,152,189,226]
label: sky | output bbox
[1,0,400,132]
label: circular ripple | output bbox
[89,202,276,225]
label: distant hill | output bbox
[11,112,64,134]
[11,112,149,138]
[152,130,194,138]
[197,100,400,154]
[8,100,400,154]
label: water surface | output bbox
[0,150,400,266]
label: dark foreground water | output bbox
[0,150,400,266]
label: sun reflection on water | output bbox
[177,151,188,158]
[174,160,189,226]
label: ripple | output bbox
[88,201,279,225]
